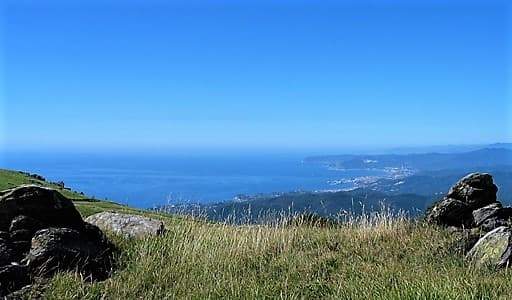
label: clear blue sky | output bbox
[1,0,511,153]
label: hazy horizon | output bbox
[2,0,511,151]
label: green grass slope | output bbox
[47,218,512,299]
[0,168,180,222]
[0,169,147,218]
[2,169,512,299]
[0,169,88,200]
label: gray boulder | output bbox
[86,212,165,238]
[472,203,503,226]
[466,226,512,268]
[472,203,512,231]
[447,173,497,209]
[425,173,501,227]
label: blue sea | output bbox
[1,152,386,208]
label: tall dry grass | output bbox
[45,209,512,299]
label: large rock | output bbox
[472,203,512,231]
[0,185,84,231]
[0,185,117,296]
[425,173,500,228]
[466,226,512,268]
[24,224,115,280]
[447,173,497,209]
[472,203,503,226]
[425,198,472,227]
[86,212,165,238]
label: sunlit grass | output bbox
[0,169,87,199]
[44,208,512,300]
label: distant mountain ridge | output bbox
[304,148,512,171]
[160,188,429,223]
[174,145,512,223]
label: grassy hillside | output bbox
[46,216,512,299]
[0,169,87,200]
[2,169,512,299]
[0,169,147,218]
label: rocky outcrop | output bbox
[425,173,512,269]
[425,173,509,230]
[86,212,165,238]
[0,185,115,297]
[446,173,498,208]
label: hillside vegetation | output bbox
[0,169,87,199]
[167,189,429,224]
[0,168,147,218]
[2,169,512,299]
[46,215,512,299]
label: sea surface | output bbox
[1,152,387,208]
